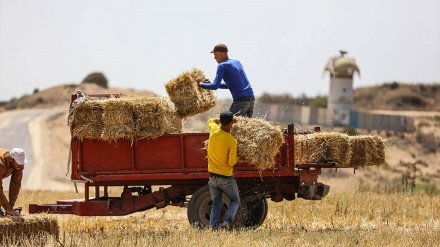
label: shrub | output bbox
[310,96,327,108]
[82,72,108,88]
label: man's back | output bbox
[207,119,238,176]
[216,59,254,100]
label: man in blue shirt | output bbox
[198,44,255,117]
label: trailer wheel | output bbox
[244,197,268,228]
[187,185,248,229]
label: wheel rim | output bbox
[197,196,228,226]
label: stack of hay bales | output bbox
[165,68,217,118]
[230,117,284,170]
[0,216,59,243]
[294,132,351,165]
[72,95,181,141]
[294,132,387,168]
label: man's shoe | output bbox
[219,221,231,231]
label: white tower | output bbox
[324,50,360,126]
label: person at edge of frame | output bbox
[0,147,27,217]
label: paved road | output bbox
[0,108,65,190]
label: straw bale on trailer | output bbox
[294,132,387,167]
[294,132,351,165]
[165,68,217,118]
[101,97,135,141]
[129,95,182,139]
[349,135,387,168]
[0,216,59,243]
[72,94,182,141]
[72,100,104,140]
[230,117,284,170]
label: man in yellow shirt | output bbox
[207,111,239,230]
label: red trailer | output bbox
[29,94,339,229]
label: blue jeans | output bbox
[208,176,240,229]
[230,99,255,117]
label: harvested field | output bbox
[7,189,440,246]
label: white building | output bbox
[323,51,360,126]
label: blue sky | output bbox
[1,0,439,101]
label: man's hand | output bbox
[196,78,210,86]
[5,207,21,217]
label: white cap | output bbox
[10,148,27,165]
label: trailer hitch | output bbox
[297,183,330,200]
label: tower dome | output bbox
[324,50,360,78]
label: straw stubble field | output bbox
[3,188,440,246]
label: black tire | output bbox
[187,185,248,229]
[244,197,268,228]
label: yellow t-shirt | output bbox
[207,119,238,176]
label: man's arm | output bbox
[0,184,19,216]
[8,170,22,209]
[200,65,229,90]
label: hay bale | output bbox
[130,95,182,139]
[72,95,182,141]
[294,132,387,167]
[349,135,387,168]
[230,117,284,170]
[165,68,217,118]
[294,134,312,164]
[0,215,59,243]
[72,100,104,140]
[294,132,351,164]
[348,136,367,168]
[100,97,135,141]
[371,135,387,166]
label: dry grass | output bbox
[6,187,440,246]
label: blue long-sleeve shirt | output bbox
[201,59,254,100]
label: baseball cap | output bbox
[220,111,234,126]
[10,148,27,165]
[210,44,228,53]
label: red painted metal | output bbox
[29,93,331,216]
